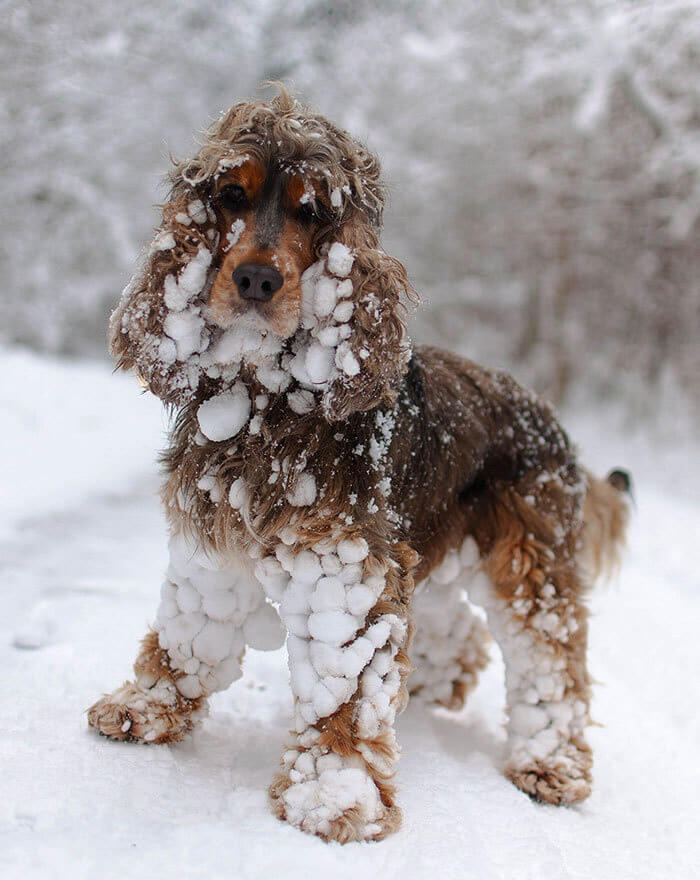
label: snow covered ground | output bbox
[2,346,699,880]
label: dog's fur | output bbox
[88,88,629,843]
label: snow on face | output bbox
[153,231,176,251]
[202,323,284,372]
[326,243,354,277]
[162,308,208,363]
[282,247,361,401]
[163,246,213,312]
[215,153,250,178]
[199,245,359,413]
[187,200,208,224]
[223,219,246,252]
[254,245,359,395]
[135,235,359,412]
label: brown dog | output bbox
[88,88,629,843]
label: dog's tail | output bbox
[580,468,632,583]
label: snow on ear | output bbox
[317,224,415,421]
[108,184,219,405]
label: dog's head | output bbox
[111,87,416,419]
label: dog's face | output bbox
[111,92,416,412]
[207,159,326,339]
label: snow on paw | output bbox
[87,679,204,744]
[321,803,400,844]
[269,762,397,843]
[506,744,592,805]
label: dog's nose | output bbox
[232,263,283,302]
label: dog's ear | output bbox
[317,217,416,421]
[109,178,218,405]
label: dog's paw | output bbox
[269,759,400,842]
[506,742,592,805]
[87,679,205,744]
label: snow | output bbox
[187,199,207,224]
[196,383,251,442]
[305,343,335,386]
[153,231,176,251]
[2,345,700,878]
[136,246,362,415]
[332,300,354,323]
[0,346,165,539]
[162,307,207,360]
[292,551,323,586]
[326,242,354,277]
[228,476,248,509]
[336,343,361,377]
[280,763,385,839]
[223,218,246,252]
[314,276,339,316]
[287,389,316,415]
[286,472,318,507]
[163,246,212,312]
[337,537,370,564]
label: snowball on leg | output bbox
[468,525,594,806]
[409,549,491,710]
[88,531,284,743]
[268,537,413,842]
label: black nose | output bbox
[232,263,284,302]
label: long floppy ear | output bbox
[316,216,417,421]
[109,177,219,405]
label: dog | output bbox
[88,87,630,843]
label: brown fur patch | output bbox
[505,738,593,805]
[214,158,266,198]
[87,630,205,745]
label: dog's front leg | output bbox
[87,531,284,743]
[262,534,414,843]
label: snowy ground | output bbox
[2,346,699,880]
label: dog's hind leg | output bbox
[408,551,491,710]
[87,530,284,744]
[469,466,594,805]
[267,535,415,843]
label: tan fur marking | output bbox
[87,631,205,744]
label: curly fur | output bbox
[91,87,630,844]
[110,86,415,413]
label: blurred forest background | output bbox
[2,0,698,423]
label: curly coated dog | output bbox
[88,87,630,843]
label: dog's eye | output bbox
[297,200,326,224]
[218,184,247,211]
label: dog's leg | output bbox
[408,550,491,710]
[88,531,284,743]
[469,476,593,805]
[264,536,414,843]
